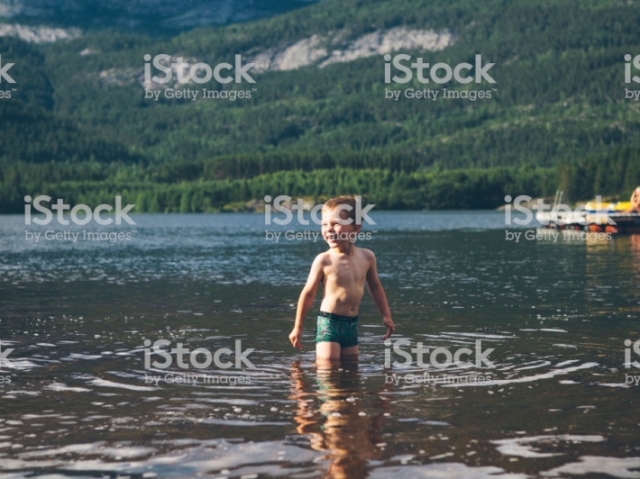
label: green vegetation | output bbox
[0,161,557,212]
[0,0,639,212]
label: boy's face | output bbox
[321,206,361,248]
[633,188,640,208]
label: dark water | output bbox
[0,212,639,478]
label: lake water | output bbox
[0,211,639,478]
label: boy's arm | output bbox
[365,252,395,340]
[289,255,324,349]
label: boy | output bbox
[288,195,395,363]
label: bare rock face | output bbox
[252,35,328,73]
[94,27,455,89]
[321,28,454,67]
[251,27,456,73]
[0,24,81,43]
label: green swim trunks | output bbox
[315,311,359,348]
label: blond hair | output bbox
[323,195,359,224]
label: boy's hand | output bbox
[382,317,395,340]
[289,328,303,350]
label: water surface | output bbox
[0,212,639,478]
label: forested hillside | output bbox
[1,0,639,212]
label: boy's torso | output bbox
[319,247,371,317]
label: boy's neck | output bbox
[331,242,356,255]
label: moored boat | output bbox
[536,197,640,234]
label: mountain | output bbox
[0,0,639,212]
[0,0,323,33]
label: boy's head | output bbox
[323,196,359,225]
[632,187,640,209]
[321,195,362,247]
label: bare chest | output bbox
[324,257,368,286]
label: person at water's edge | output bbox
[288,195,395,364]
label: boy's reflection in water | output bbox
[289,359,392,479]
[632,234,640,287]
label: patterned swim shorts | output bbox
[315,311,359,348]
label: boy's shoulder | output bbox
[313,251,332,264]
[356,247,376,261]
